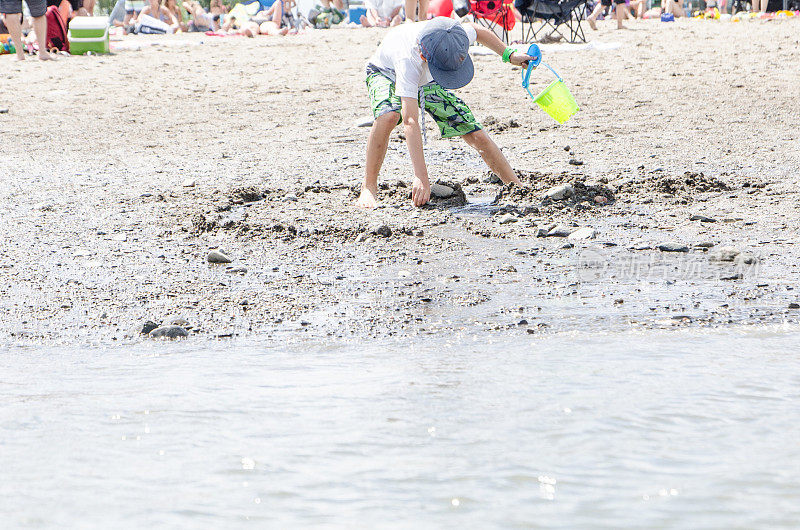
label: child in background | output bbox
[404,0,428,22]
[587,0,627,29]
[361,0,403,27]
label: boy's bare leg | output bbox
[4,14,27,61]
[462,130,522,185]
[358,111,399,208]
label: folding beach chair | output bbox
[516,0,589,44]
[469,0,516,44]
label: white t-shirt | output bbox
[365,0,402,19]
[368,20,478,98]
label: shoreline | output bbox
[2,19,799,345]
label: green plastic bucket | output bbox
[533,78,579,124]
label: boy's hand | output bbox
[510,52,537,68]
[411,176,431,207]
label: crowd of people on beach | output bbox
[107,0,798,36]
[3,0,797,51]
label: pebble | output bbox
[594,196,608,205]
[568,159,584,166]
[543,183,574,201]
[207,250,232,263]
[141,320,159,335]
[162,315,190,328]
[736,253,758,265]
[430,183,454,198]
[789,303,800,309]
[182,179,196,187]
[370,224,392,238]
[657,243,689,253]
[695,242,716,248]
[226,266,248,274]
[356,116,374,127]
[284,193,298,202]
[709,246,740,262]
[149,325,189,339]
[497,213,518,224]
[567,227,597,241]
[355,233,368,243]
[690,214,716,222]
[547,225,574,238]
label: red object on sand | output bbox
[45,6,69,52]
[471,0,516,30]
[428,0,454,17]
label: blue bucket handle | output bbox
[521,44,563,100]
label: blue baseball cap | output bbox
[418,17,474,90]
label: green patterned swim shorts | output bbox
[365,64,482,139]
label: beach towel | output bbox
[136,13,174,33]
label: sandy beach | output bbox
[2,17,799,343]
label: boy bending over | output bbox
[357,17,536,208]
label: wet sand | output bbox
[1,18,799,343]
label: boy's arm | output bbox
[400,96,431,207]
[468,22,535,67]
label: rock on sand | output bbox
[149,325,189,339]
[544,184,574,201]
[497,213,518,225]
[568,227,597,241]
[547,225,574,238]
[430,183,454,198]
[709,246,740,262]
[207,250,232,263]
[657,243,689,253]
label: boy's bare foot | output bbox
[588,18,597,30]
[38,50,54,61]
[14,53,26,61]
[356,185,378,208]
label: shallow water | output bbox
[2,328,800,529]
